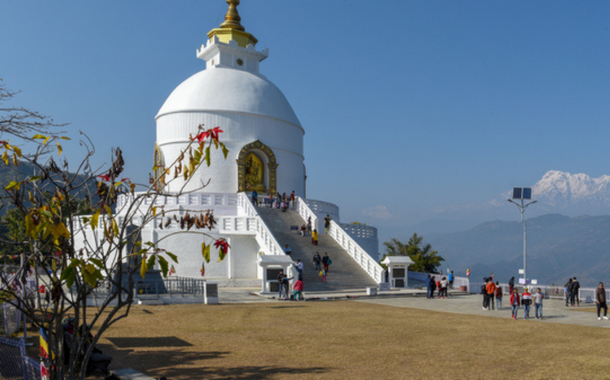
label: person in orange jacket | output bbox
[486,280,497,310]
[510,288,520,320]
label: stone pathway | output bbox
[216,287,608,329]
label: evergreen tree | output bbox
[382,233,444,272]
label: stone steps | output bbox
[256,207,378,291]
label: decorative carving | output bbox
[237,140,278,194]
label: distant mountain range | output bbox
[425,213,610,288]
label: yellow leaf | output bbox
[52,258,57,272]
[42,136,51,145]
[104,205,112,216]
[12,153,17,166]
[60,136,71,140]
[202,243,210,263]
[112,218,119,235]
[13,146,22,158]
[204,147,211,167]
[86,263,96,274]
[56,142,62,156]
[1,151,8,165]
[32,134,47,140]
[6,181,20,191]
[152,207,157,217]
[25,214,35,237]
[140,255,148,278]
[91,210,100,230]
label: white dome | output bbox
[156,68,301,127]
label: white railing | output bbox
[237,192,285,256]
[328,220,384,284]
[117,192,239,210]
[218,216,258,234]
[295,197,318,232]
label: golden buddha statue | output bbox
[245,152,266,193]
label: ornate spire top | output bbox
[219,0,245,31]
[206,0,258,48]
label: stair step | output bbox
[256,207,378,291]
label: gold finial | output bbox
[219,0,245,31]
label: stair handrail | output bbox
[295,197,318,231]
[328,220,385,284]
[237,192,285,256]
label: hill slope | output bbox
[425,214,610,287]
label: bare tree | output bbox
[0,78,65,144]
[0,83,230,378]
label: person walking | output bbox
[306,217,312,237]
[510,288,520,320]
[534,288,544,319]
[508,276,515,295]
[571,277,580,307]
[481,278,489,310]
[448,271,454,288]
[313,253,322,271]
[312,229,319,245]
[440,277,448,299]
[425,274,432,299]
[294,259,303,278]
[324,215,331,234]
[565,279,572,307]
[277,270,285,299]
[495,282,503,310]
[430,276,437,299]
[322,252,331,273]
[320,269,327,282]
[522,288,532,319]
[486,279,496,310]
[596,282,609,321]
[293,277,304,301]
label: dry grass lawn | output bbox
[89,300,610,380]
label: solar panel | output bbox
[523,187,532,199]
[512,187,522,199]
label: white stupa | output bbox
[79,1,383,290]
[154,1,304,197]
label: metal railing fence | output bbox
[0,336,41,380]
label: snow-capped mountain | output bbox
[531,170,610,210]
[419,170,610,234]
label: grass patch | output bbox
[92,301,610,380]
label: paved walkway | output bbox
[214,287,608,329]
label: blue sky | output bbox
[2,1,609,244]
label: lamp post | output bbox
[507,187,537,286]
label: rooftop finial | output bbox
[220,0,245,31]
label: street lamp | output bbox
[507,187,537,286]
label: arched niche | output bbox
[236,140,278,194]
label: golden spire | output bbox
[219,0,245,31]
[207,0,257,47]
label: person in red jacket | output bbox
[510,288,520,320]
[293,277,304,301]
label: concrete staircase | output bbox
[256,207,379,292]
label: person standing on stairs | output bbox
[312,229,319,246]
[295,259,304,278]
[313,253,322,271]
[322,252,332,273]
[324,215,331,234]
